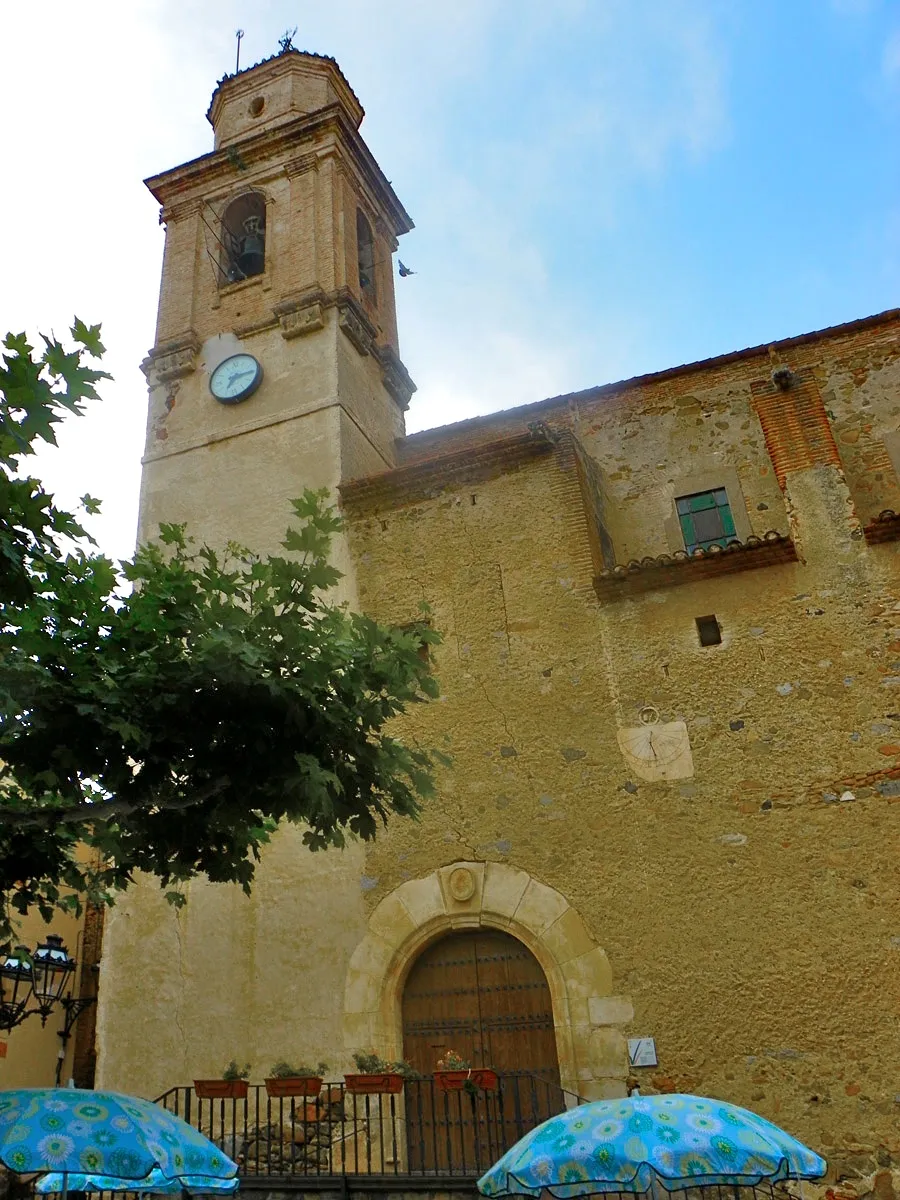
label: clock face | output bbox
[209,353,263,404]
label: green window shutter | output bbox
[675,488,737,553]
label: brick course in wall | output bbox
[751,372,841,488]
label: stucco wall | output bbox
[96,833,370,1100]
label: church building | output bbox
[95,46,900,1175]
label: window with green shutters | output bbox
[676,489,736,553]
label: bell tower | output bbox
[139,47,415,570]
[96,50,416,1095]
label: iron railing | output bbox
[155,1073,584,1179]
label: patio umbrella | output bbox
[478,1094,826,1198]
[36,1167,238,1195]
[0,1089,238,1195]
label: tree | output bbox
[0,324,440,939]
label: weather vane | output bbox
[235,29,244,74]
[278,27,297,53]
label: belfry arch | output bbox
[342,862,631,1099]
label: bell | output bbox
[236,232,265,277]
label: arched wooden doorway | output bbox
[401,929,561,1170]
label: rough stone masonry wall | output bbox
[343,315,900,1178]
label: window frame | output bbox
[675,488,737,554]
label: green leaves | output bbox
[0,323,441,941]
[71,319,106,358]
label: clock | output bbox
[209,353,263,404]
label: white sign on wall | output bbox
[627,1037,658,1068]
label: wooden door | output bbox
[401,929,561,1172]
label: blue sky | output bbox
[1,0,897,559]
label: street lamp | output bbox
[31,935,77,1023]
[0,945,35,1031]
[0,935,86,1034]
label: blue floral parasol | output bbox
[36,1167,237,1195]
[0,1089,238,1193]
[478,1094,826,1197]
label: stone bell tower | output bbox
[139,47,415,578]
[95,50,415,1096]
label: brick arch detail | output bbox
[342,861,630,1099]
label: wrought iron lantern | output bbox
[31,935,76,1020]
[0,934,81,1033]
[0,945,35,1031]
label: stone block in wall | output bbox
[580,1078,629,1101]
[586,1027,629,1078]
[395,873,444,927]
[342,1009,377,1050]
[542,905,598,965]
[346,932,394,982]
[562,949,615,1024]
[482,861,530,923]
[588,995,634,1026]
[513,878,569,937]
[343,969,381,1018]
[367,891,417,946]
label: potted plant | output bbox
[194,1060,251,1100]
[434,1049,498,1093]
[344,1051,418,1094]
[265,1060,329,1098]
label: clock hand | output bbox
[227,369,255,386]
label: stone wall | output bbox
[342,311,900,1174]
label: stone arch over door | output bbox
[342,862,632,1100]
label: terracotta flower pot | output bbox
[193,1079,249,1100]
[343,1072,405,1094]
[265,1076,323,1098]
[434,1068,499,1092]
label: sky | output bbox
[1,0,898,561]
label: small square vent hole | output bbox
[696,615,722,646]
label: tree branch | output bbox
[0,776,231,830]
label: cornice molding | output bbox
[141,332,202,384]
[146,104,413,236]
[377,344,416,411]
[162,198,203,224]
[274,292,327,339]
[338,297,377,357]
[284,153,320,178]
